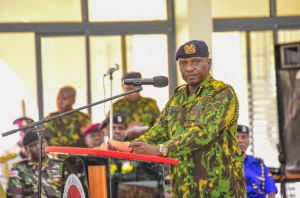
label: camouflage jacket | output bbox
[112,96,160,128]
[134,75,247,198]
[44,111,91,147]
[6,158,62,198]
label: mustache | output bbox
[238,143,245,146]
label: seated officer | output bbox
[237,125,277,198]
[0,117,33,190]
[112,72,160,140]
[99,113,126,142]
[6,128,62,198]
[83,123,104,148]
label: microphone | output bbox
[104,64,119,76]
[123,76,169,87]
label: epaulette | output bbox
[0,153,17,163]
[172,84,187,95]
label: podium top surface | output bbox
[46,146,178,165]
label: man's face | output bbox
[84,132,103,148]
[122,84,140,102]
[178,57,211,87]
[56,90,75,113]
[26,139,48,161]
[112,123,126,142]
[237,133,249,154]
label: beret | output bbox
[99,113,125,131]
[175,40,209,61]
[83,123,101,136]
[237,125,249,135]
[13,117,34,127]
[23,128,39,146]
[122,72,142,81]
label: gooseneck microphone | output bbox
[104,64,119,76]
[123,76,169,87]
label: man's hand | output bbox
[107,141,118,151]
[128,142,161,156]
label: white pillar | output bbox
[174,0,213,85]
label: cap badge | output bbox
[242,126,247,132]
[184,44,196,54]
[117,116,122,123]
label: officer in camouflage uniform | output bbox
[120,40,247,197]
[112,72,160,140]
[44,86,91,147]
[6,128,62,198]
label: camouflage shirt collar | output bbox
[183,74,214,95]
[28,158,51,171]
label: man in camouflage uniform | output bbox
[0,117,33,190]
[6,128,62,198]
[44,86,91,147]
[119,40,246,197]
[112,72,160,140]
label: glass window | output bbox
[0,33,38,153]
[250,31,279,167]
[89,0,167,22]
[90,36,123,123]
[211,0,269,18]
[126,34,169,111]
[0,0,81,23]
[278,29,300,44]
[277,0,300,16]
[41,36,87,118]
[212,32,248,125]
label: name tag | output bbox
[192,105,206,110]
[169,106,180,112]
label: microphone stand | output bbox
[109,72,113,143]
[2,86,143,198]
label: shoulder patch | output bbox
[9,170,18,177]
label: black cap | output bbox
[99,113,125,131]
[23,128,39,146]
[122,72,142,82]
[175,40,209,61]
[237,125,249,135]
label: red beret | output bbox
[13,117,34,127]
[83,123,101,136]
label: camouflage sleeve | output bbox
[79,114,91,134]
[165,87,238,157]
[44,114,56,142]
[133,98,171,145]
[6,165,23,197]
[150,100,161,126]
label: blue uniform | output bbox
[244,155,278,198]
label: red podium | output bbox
[46,147,178,198]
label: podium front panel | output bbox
[61,155,165,198]
[46,147,178,198]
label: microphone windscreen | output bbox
[153,76,169,87]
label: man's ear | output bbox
[207,58,212,71]
[100,130,104,137]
